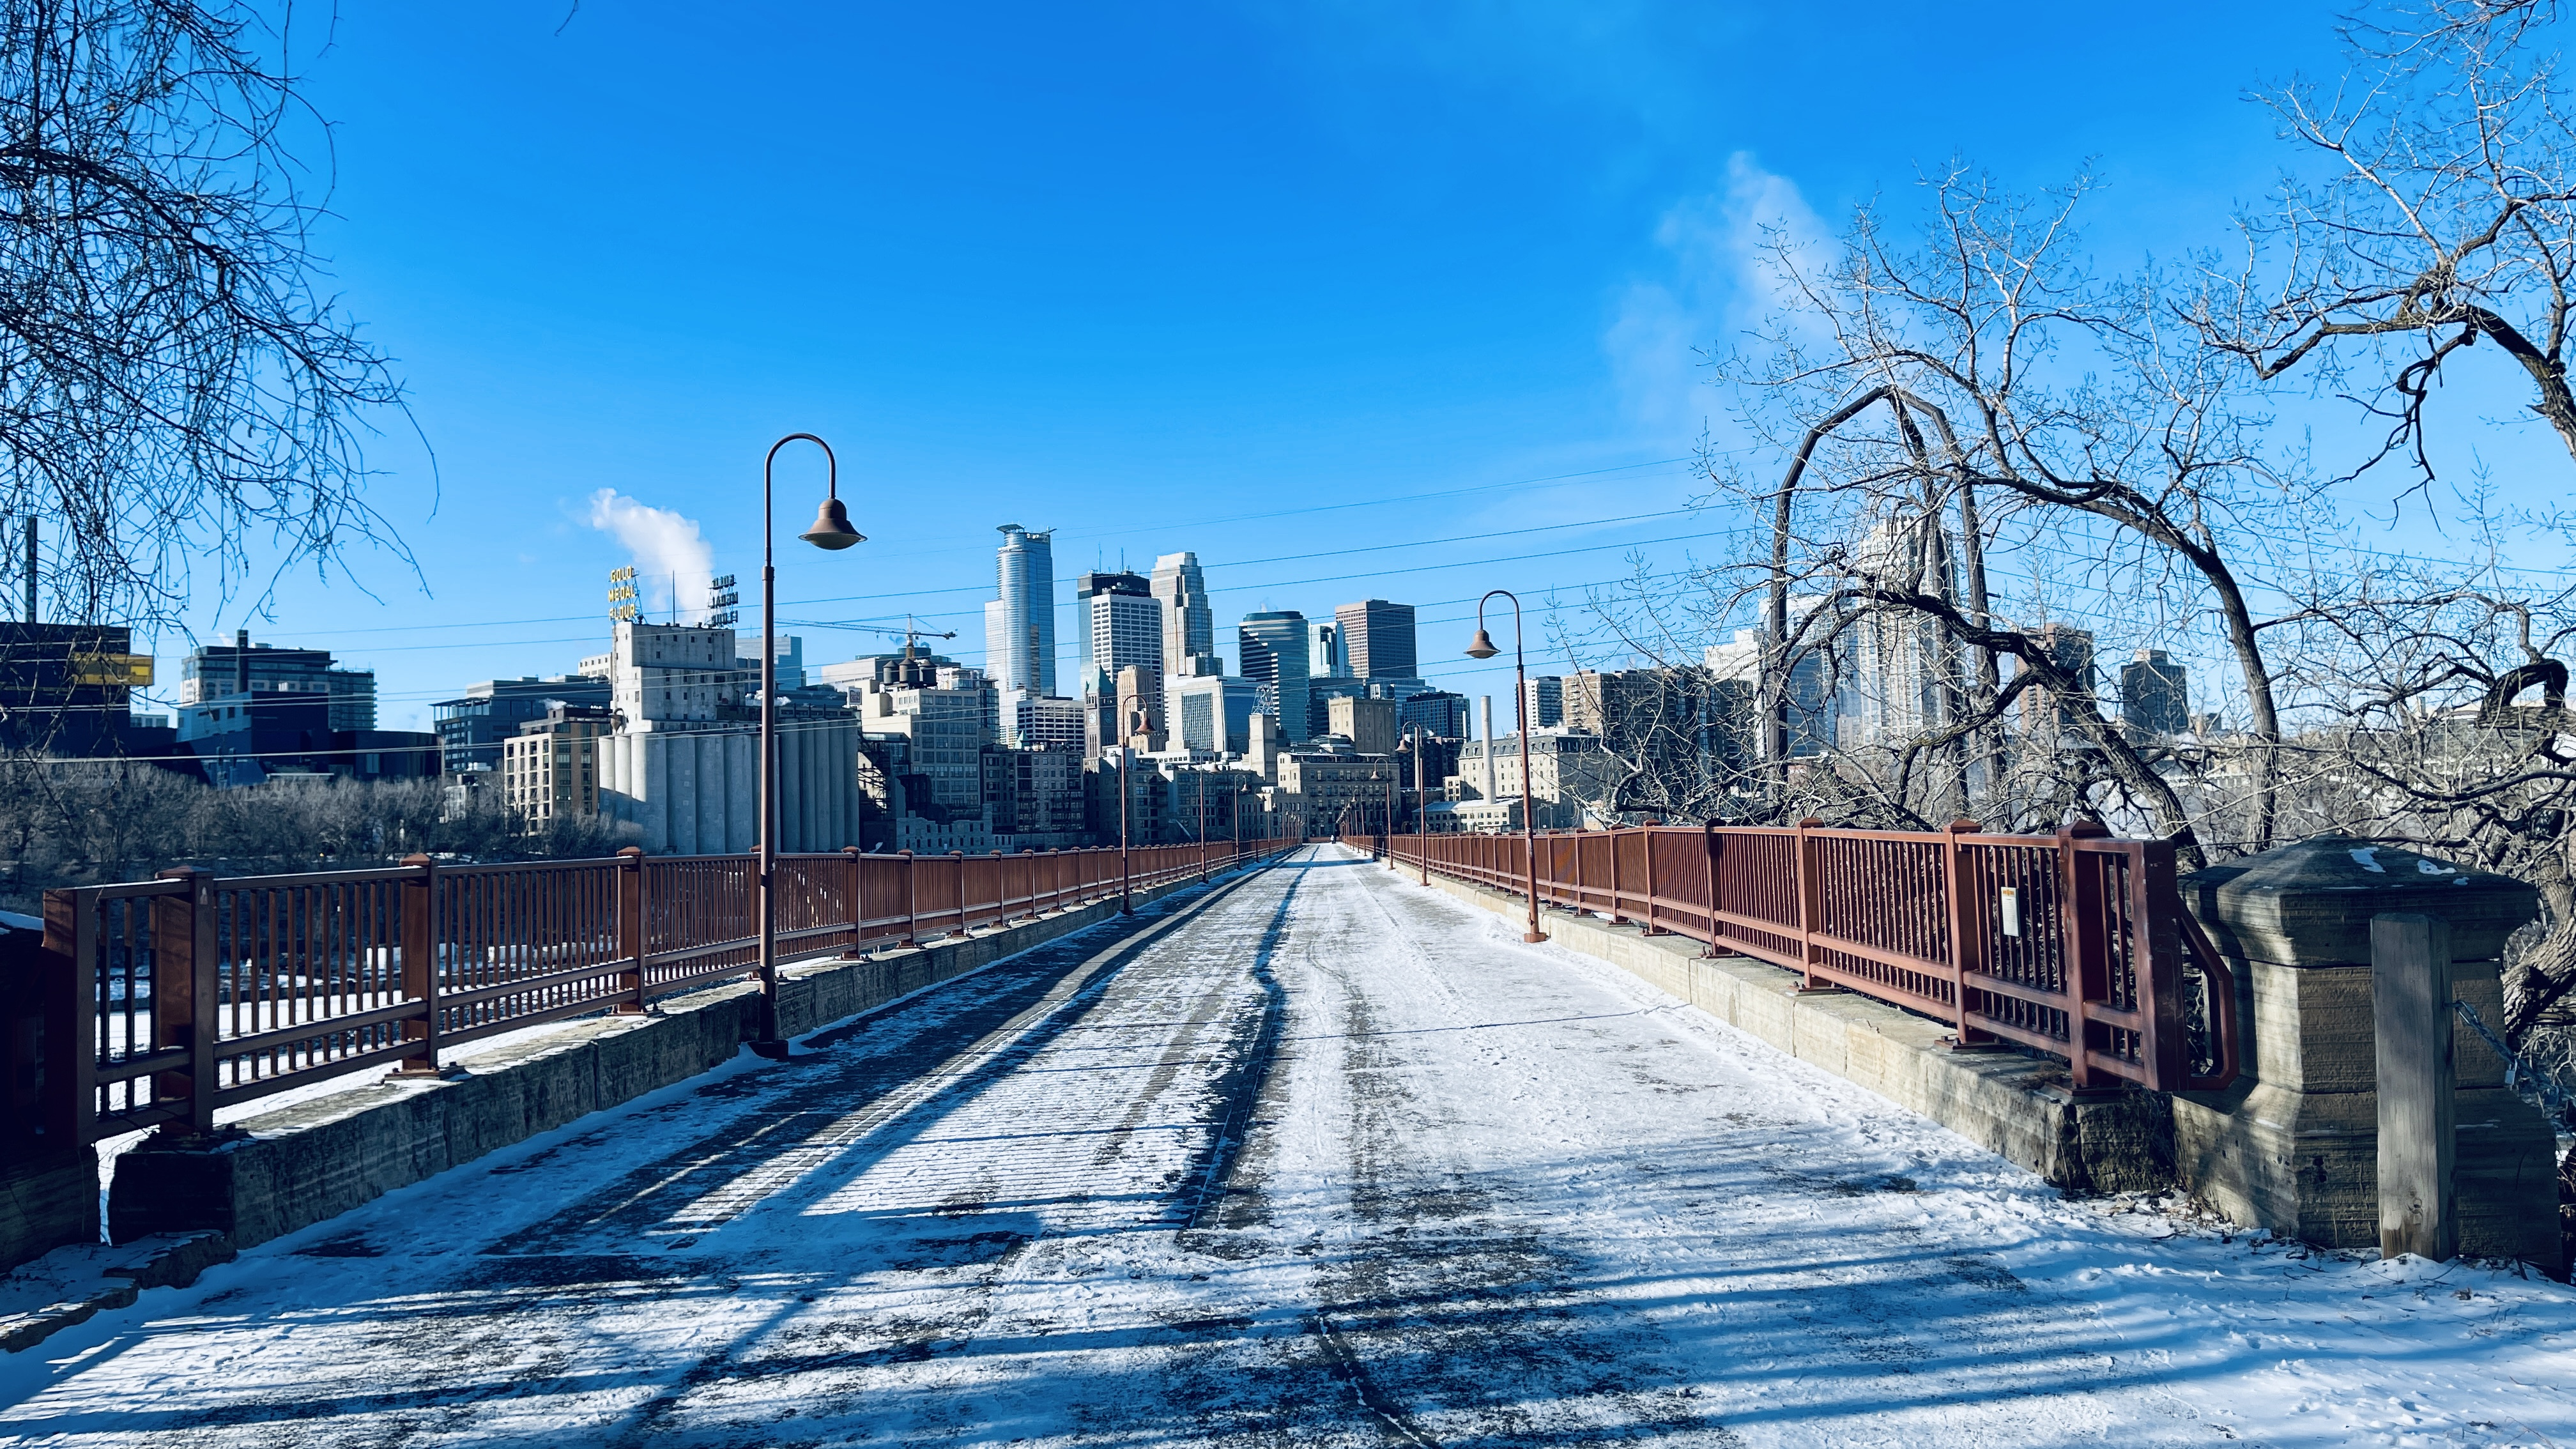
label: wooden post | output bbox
[2372,912,2457,1262]
[151,868,217,1134]
[615,847,648,1011]
[392,854,442,1076]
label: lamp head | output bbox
[799,496,865,551]
[1463,629,1499,660]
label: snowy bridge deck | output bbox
[2,846,2568,1446]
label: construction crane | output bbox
[806,615,956,657]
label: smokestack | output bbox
[21,518,33,625]
[1480,695,1498,802]
[235,628,250,696]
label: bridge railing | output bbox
[1347,822,2238,1096]
[24,839,1288,1152]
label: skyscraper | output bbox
[1152,551,1215,668]
[1075,570,1160,691]
[2120,648,2190,738]
[983,525,1056,697]
[1521,675,1565,729]
[1066,569,1149,686]
[1335,599,1416,680]
[1238,610,1311,742]
[2021,624,2097,741]
[1308,618,1349,678]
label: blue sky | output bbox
[155,1,2455,729]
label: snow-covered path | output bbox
[3,846,2572,1447]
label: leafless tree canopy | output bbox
[0,0,408,627]
[0,763,636,912]
[1541,4,2576,1048]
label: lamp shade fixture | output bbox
[799,496,865,550]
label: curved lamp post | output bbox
[1465,590,1544,942]
[751,433,864,1060]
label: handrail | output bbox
[26,839,1292,1149]
[1353,823,2241,1096]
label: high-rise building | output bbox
[1151,551,1215,668]
[1078,571,1162,694]
[1335,599,1416,681]
[500,702,614,827]
[1843,518,1957,749]
[181,630,378,732]
[2021,624,2097,741]
[606,620,738,730]
[740,634,804,691]
[851,648,995,815]
[1705,617,1839,759]
[1308,619,1349,678]
[1521,675,1565,729]
[1398,689,1470,742]
[983,525,1056,696]
[1238,610,1311,741]
[433,675,614,773]
[2120,649,2190,738]
[1075,571,1155,691]
[1328,694,1397,756]
[1167,672,1261,755]
[1002,689,1086,751]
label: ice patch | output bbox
[2416,857,2454,875]
[2349,848,2386,873]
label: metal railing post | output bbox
[1794,818,1823,988]
[41,889,95,1149]
[840,846,862,954]
[1940,820,1997,1050]
[2133,839,2185,1087]
[393,854,443,1076]
[150,868,216,1135]
[900,849,918,946]
[2056,820,2112,1091]
[615,847,648,1011]
[1700,822,1723,955]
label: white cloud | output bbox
[586,489,714,624]
[1605,153,1830,437]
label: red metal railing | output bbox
[25,839,1287,1151]
[1351,821,2238,1095]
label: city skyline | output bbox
[57,1,2531,738]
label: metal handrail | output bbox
[27,839,1292,1149]
[1357,822,2241,1095]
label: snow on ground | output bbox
[0,846,2569,1447]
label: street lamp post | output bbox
[752,433,865,1059]
[1465,590,1544,943]
[1410,722,1429,887]
[1383,739,1399,872]
[1119,705,1144,914]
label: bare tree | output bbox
[2202,0,2576,491]
[0,0,409,630]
